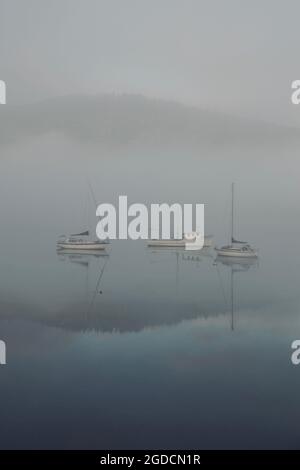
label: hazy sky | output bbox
[1,0,300,125]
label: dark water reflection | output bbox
[0,133,300,448]
[0,231,300,450]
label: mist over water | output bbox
[1,0,300,452]
[0,98,299,448]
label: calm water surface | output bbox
[0,230,299,449]
[0,140,299,449]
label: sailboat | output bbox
[215,183,257,258]
[147,232,213,248]
[57,182,109,251]
[57,231,108,251]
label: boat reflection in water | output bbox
[54,249,110,330]
[147,245,214,302]
[2,242,258,335]
[57,249,109,264]
[214,255,259,330]
[49,244,220,334]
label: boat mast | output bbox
[231,182,234,244]
[231,265,234,331]
[87,178,98,209]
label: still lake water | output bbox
[0,137,300,449]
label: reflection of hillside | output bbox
[0,251,261,334]
[39,299,227,333]
[0,296,225,334]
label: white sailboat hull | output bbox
[148,236,213,248]
[57,242,107,251]
[215,248,257,258]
